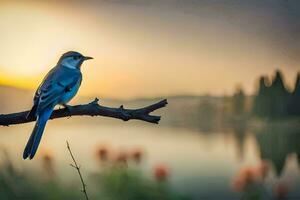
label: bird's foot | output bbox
[62,104,72,117]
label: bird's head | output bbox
[58,51,93,70]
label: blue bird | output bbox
[23,51,93,159]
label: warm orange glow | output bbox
[0,74,39,90]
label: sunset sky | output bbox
[0,0,299,99]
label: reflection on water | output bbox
[0,119,299,199]
[255,126,300,176]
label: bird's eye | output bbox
[74,56,80,60]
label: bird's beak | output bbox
[83,56,93,60]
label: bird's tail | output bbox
[23,108,53,159]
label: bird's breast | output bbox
[59,82,81,104]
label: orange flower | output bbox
[95,146,109,162]
[256,160,270,179]
[153,164,169,182]
[232,166,258,192]
[239,167,257,184]
[43,153,52,162]
[40,151,55,178]
[130,148,144,164]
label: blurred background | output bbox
[0,0,300,199]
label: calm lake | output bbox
[0,117,300,199]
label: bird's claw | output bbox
[63,104,72,116]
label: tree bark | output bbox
[0,98,168,126]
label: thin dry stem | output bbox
[66,141,89,200]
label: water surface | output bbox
[0,118,299,199]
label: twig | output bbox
[0,98,168,126]
[66,141,89,200]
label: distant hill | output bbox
[0,84,226,129]
[77,94,225,128]
[0,85,32,113]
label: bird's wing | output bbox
[35,67,81,113]
[27,67,58,119]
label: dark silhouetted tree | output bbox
[268,70,290,118]
[252,76,271,118]
[252,70,292,119]
[288,72,300,116]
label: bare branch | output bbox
[66,141,89,200]
[0,98,168,126]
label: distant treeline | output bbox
[252,70,300,119]
[165,70,299,132]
